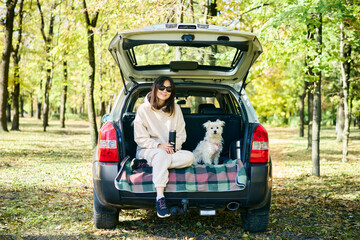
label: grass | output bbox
[0,117,359,239]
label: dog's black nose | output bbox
[213,130,217,134]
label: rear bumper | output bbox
[92,160,272,211]
[92,161,121,208]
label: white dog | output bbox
[193,119,225,165]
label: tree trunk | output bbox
[98,26,105,129]
[350,95,354,128]
[336,78,345,142]
[7,103,11,122]
[30,92,34,117]
[312,80,321,177]
[83,0,99,148]
[202,0,209,24]
[43,65,52,131]
[99,101,106,128]
[340,22,351,163]
[11,0,24,131]
[37,0,57,132]
[307,84,313,149]
[20,95,24,117]
[0,0,17,132]
[107,93,116,113]
[209,0,217,18]
[336,102,345,141]
[11,80,20,130]
[81,93,85,113]
[299,81,307,137]
[60,61,68,128]
[37,100,42,119]
[189,0,195,22]
[178,0,184,23]
[312,14,322,177]
[305,23,315,149]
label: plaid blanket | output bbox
[114,157,247,193]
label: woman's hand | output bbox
[158,143,175,154]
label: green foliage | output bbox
[213,0,360,126]
[1,0,360,126]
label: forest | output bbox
[1,0,359,163]
[1,1,360,238]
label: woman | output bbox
[132,76,194,218]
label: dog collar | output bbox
[213,142,221,148]
[207,140,221,148]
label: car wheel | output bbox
[241,192,271,233]
[93,191,119,229]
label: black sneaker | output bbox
[156,197,171,218]
[130,158,149,170]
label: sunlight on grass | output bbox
[267,125,360,239]
[0,118,94,237]
[1,118,359,239]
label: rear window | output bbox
[129,86,241,115]
[132,44,239,69]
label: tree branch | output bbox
[36,0,48,42]
[13,0,24,55]
[91,11,100,28]
[48,3,58,42]
[239,3,271,18]
[82,0,91,26]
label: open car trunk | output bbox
[113,83,250,209]
[108,23,262,86]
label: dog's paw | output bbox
[203,160,212,165]
[193,158,203,165]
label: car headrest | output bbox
[181,107,191,114]
[198,103,216,113]
[201,108,224,115]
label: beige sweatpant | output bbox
[137,149,194,188]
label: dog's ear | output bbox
[216,119,225,127]
[203,120,211,129]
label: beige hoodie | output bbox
[134,94,186,156]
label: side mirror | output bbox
[102,114,109,124]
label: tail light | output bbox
[98,122,119,162]
[250,124,269,163]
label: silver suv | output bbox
[93,23,272,232]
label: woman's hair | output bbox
[149,76,176,115]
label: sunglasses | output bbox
[158,85,172,93]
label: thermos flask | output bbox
[235,140,241,159]
[169,130,176,151]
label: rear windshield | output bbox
[128,86,241,115]
[129,44,242,70]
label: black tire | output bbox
[241,193,271,232]
[93,191,119,229]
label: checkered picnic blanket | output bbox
[114,157,247,193]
